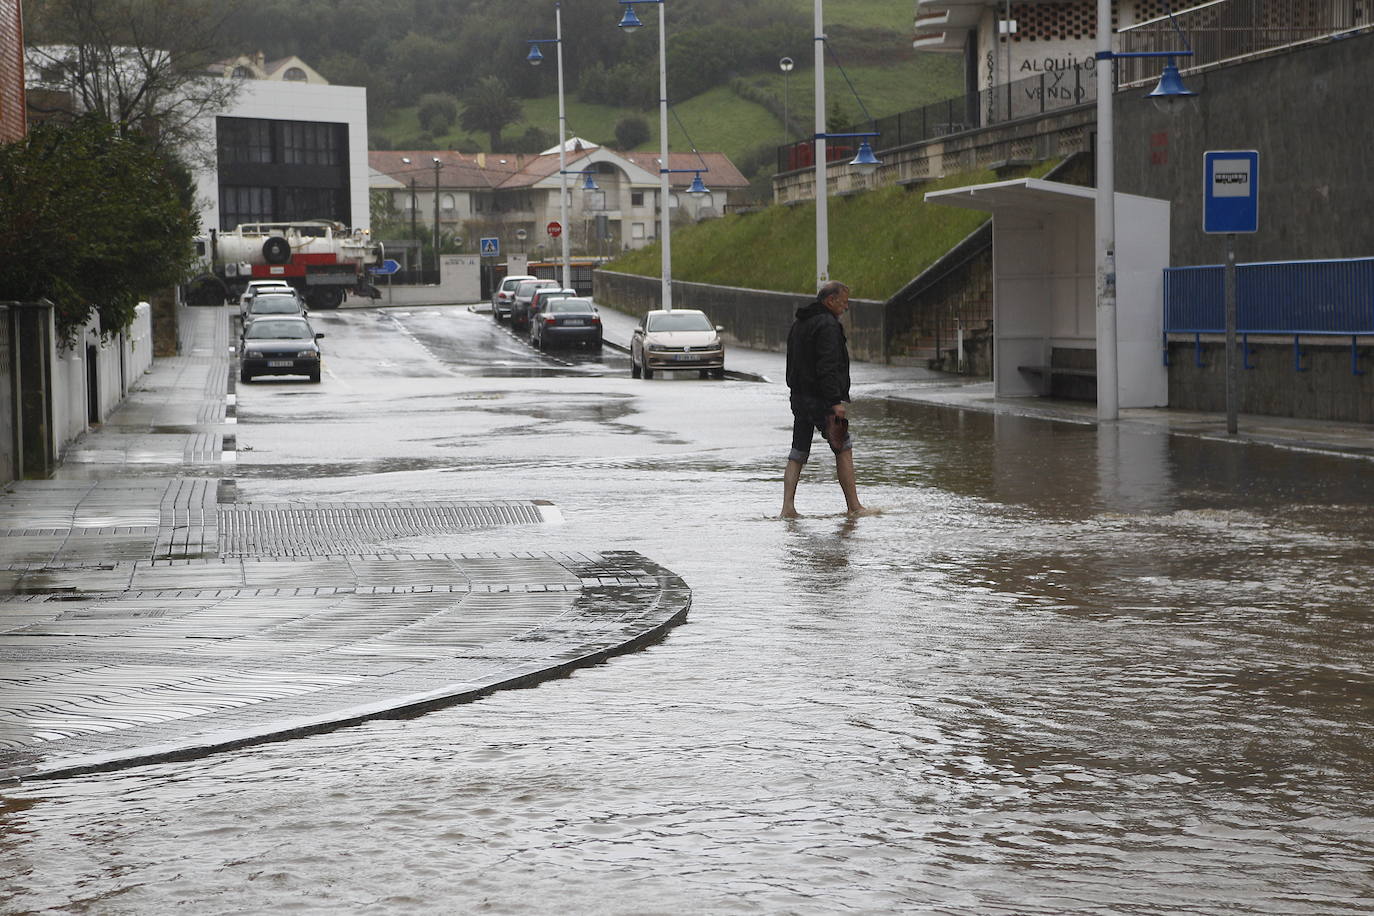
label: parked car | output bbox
[241,293,308,339]
[509,278,560,330]
[491,274,537,321]
[531,298,602,350]
[240,316,324,384]
[630,309,725,379]
[239,281,298,319]
[526,288,578,335]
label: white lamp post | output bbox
[779,56,794,140]
[1094,8,1196,420]
[812,0,882,290]
[526,2,572,291]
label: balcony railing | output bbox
[1117,0,1372,86]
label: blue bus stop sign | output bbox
[1204,150,1259,234]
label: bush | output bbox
[417,93,459,134]
[0,117,199,344]
[614,115,650,150]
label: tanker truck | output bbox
[186,220,382,309]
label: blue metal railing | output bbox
[1164,257,1374,374]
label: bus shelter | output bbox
[926,178,1169,409]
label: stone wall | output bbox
[1167,337,1374,423]
[592,270,887,363]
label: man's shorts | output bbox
[788,394,853,464]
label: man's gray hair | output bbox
[818,280,849,301]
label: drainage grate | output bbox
[218,501,552,557]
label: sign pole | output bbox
[1225,233,1237,435]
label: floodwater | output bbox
[3,307,1372,914]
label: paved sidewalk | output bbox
[0,305,689,783]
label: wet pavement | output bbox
[2,300,1372,914]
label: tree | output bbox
[614,115,650,150]
[417,93,458,134]
[0,117,200,344]
[459,76,523,151]
[24,0,245,165]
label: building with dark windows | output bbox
[193,57,369,235]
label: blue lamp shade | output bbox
[618,5,644,31]
[526,45,544,66]
[686,172,709,195]
[849,140,881,176]
[1148,61,1197,100]
[581,172,600,192]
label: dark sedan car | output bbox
[240,317,324,383]
[530,298,602,350]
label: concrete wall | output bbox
[365,255,482,307]
[593,270,886,363]
[1114,30,1374,267]
[1166,338,1374,423]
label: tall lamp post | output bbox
[779,56,794,140]
[432,156,443,277]
[618,1,711,311]
[401,157,419,272]
[811,0,881,290]
[1093,6,1195,419]
[526,2,572,291]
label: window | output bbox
[442,193,456,211]
[218,118,272,165]
[232,65,253,78]
[279,187,342,222]
[631,222,645,239]
[631,191,645,207]
[283,67,308,82]
[220,186,273,230]
[283,121,344,166]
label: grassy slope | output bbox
[606,161,1061,301]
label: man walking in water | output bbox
[781,280,872,518]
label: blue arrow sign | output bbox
[480,237,500,257]
[369,259,402,275]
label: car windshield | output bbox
[245,319,312,340]
[517,281,555,296]
[647,312,712,332]
[250,286,292,297]
[250,298,300,314]
[550,299,594,313]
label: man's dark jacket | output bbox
[785,299,850,408]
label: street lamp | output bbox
[401,156,419,273]
[1093,7,1195,420]
[527,2,572,291]
[811,0,883,289]
[618,0,712,311]
[779,56,794,140]
[432,156,443,277]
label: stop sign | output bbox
[546,221,563,238]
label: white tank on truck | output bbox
[186,220,382,310]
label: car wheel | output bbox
[239,368,252,384]
[631,356,641,378]
[643,364,654,379]
[699,369,711,379]
[713,367,726,379]
[536,334,546,351]
[309,368,321,383]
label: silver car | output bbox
[631,309,725,379]
[491,274,537,321]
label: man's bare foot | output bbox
[846,505,881,517]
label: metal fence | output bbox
[1164,257,1374,333]
[1117,0,1373,86]
[777,66,1098,174]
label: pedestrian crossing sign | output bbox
[480,237,500,257]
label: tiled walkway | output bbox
[0,305,689,783]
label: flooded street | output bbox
[4,305,1373,914]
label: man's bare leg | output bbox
[835,450,872,515]
[781,459,804,518]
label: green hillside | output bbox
[606,161,1061,302]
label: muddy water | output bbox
[3,317,1373,914]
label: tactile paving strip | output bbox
[218,501,554,556]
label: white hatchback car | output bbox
[491,274,537,321]
[630,309,725,379]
